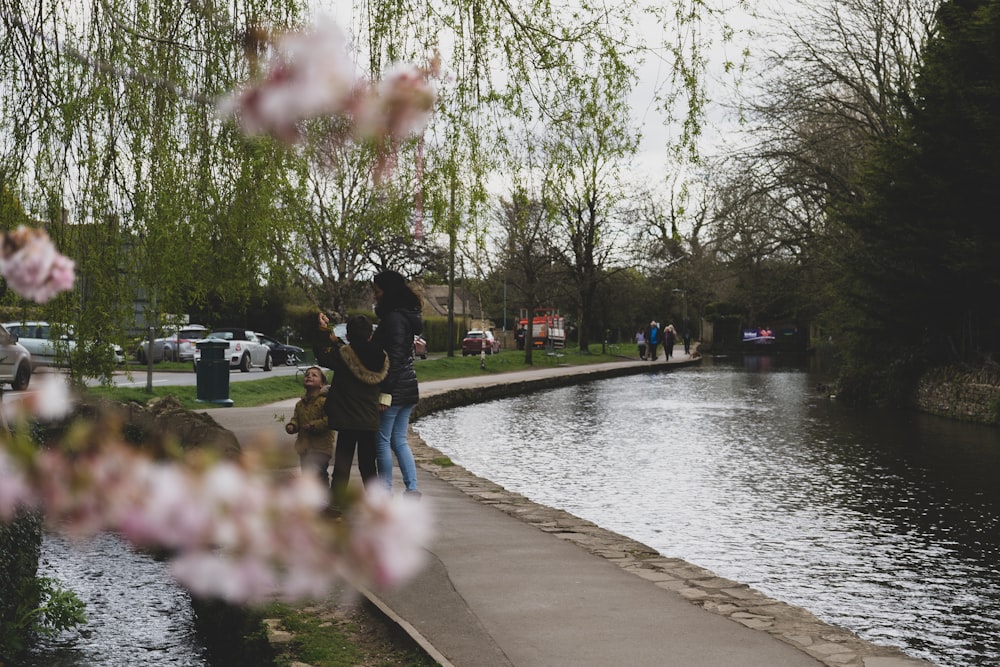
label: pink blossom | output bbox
[344,485,434,588]
[352,64,437,141]
[0,226,75,303]
[1,425,433,603]
[1,374,74,423]
[219,18,357,142]
[218,17,438,183]
[0,450,33,520]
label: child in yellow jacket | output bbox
[285,365,335,487]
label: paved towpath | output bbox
[209,349,933,667]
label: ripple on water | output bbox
[23,533,208,667]
[413,358,1000,667]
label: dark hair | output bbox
[373,270,420,313]
[346,314,373,342]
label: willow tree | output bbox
[0,0,303,382]
[343,0,741,350]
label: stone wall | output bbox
[913,365,1000,425]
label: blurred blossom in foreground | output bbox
[1,405,434,603]
[218,18,357,142]
[343,486,433,587]
[219,16,438,179]
[0,226,75,303]
[1,374,74,423]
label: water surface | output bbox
[413,356,1000,667]
[25,533,208,666]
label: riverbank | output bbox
[214,353,933,667]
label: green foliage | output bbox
[420,315,453,351]
[831,0,1000,400]
[1,513,86,662]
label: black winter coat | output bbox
[313,333,389,431]
[372,307,423,406]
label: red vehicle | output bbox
[518,309,566,350]
[461,330,500,355]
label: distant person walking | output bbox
[372,270,424,496]
[314,313,389,508]
[683,326,692,356]
[664,324,677,359]
[647,321,660,361]
[285,366,335,488]
[635,328,647,360]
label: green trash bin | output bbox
[195,339,233,406]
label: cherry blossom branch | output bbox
[0,226,75,303]
[1,386,432,604]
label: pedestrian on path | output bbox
[372,269,424,496]
[314,313,389,507]
[635,328,647,360]
[285,366,335,487]
[664,324,676,359]
[647,321,660,361]
[683,325,692,356]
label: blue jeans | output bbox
[377,404,417,491]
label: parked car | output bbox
[193,328,272,372]
[2,321,125,368]
[413,334,428,359]
[256,332,304,366]
[136,324,208,363]
[461,330,500,356]
[0,323,32,390]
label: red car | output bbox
[461,330,500,356]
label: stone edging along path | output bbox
[406,363,933,667]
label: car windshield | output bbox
[178,329,206,339]
[466,332,484,339]
[208,331,234,340]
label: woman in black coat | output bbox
[371,270,424,495]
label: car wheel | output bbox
[137,348,147,364]
[240,353,252,372]
[12,362,30,391]
[285,353,297,366]
[263,352,273,372]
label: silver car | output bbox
[136,325,208,363]
[2,321,124,368]
[0,323,33,390]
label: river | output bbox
[23,533,209,666]
[411,355,1000,667]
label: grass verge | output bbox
[86,345,633,409]
[263,598,437,667]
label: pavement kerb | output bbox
[355,582,458,667]
[374,356,934,667]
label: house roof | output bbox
[420,285,482,319]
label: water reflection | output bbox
[24,533,208,666]
[413,356,1000,667]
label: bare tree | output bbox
[491,188,561,364]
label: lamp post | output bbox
[672,288,688,322]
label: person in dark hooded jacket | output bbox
[371,270,424,495]
[314,313,389,507]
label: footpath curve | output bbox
[210,352,933,667]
